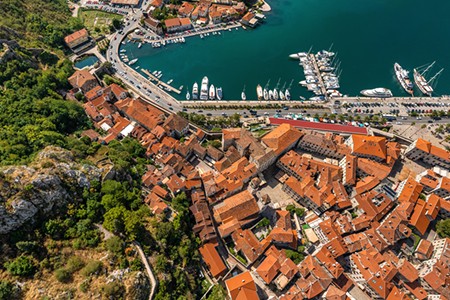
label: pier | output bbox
[141,69,181,94]
[308,53,329,98]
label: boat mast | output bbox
[328,43,334,52]
[428,68,444,85]
[421,61,436,76]
[287,79,294,90]
[264,79,271,89]
[275,78,281,89]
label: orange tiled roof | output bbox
[68,69,96,89]
[261,124,304,156]
[64,28,88,44]
[199,243,227,278]
[398,177,423,203]
[225,271,259,300]
[213,190,259,223]
[351,134,387,160]
[256,253,281,284]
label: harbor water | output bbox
[122,0,450,100]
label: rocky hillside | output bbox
[0,147,102,234]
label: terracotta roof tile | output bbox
[199,243,227,278]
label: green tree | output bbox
[105,236,124,255]
[437,219,450,238]
[207,284,227,300]
[5,255,36,277]
[55,268,72,283]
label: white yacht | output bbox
[186,91,190,100]
[285,89,291,100]
[289,52,308,59]
[200,77,209,100]
[269,90,274,100]
[256,85,263,100]
[360,88,393,98]
[263,88,269,100]
[192,82,199,99]
[209,84,215,100]
[216,87,223,100]
[128,58,138,65]
[279,90,285,100]
[273,89,279,100]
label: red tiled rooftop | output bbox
[269,118,368,134]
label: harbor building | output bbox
[64,28,92,53]
[164,17,193,33]
[144,17,164,35]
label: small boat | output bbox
[200,34,204,39]
[256,85,263,100]
[209,84,215,100]
[269,90,274,99]
[120,49,127,53]
[242,85,246,101]
[135,66,140,70]
[216,87,223,100]
[273,89,279,100]
[200,77,209,100]
[285,89,291,100]
[129,58,138,65]
[280,90,285,100]
[263,88,269,100]
[138,43,142,48]
[310,95,326,101]
[192,82,199,99]
[186,91,190,100]
[167,79,173,84]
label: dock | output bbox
[309,53,328,98]
[141,69,181,94]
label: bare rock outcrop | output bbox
[0,146,102,234]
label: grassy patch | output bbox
[78,9,122,37]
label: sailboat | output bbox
[264,79,271,100]
[285,79,293,100]
[413,61,443,96]
[241,85,246,100]
[256,85,263,100]
[186,91,190,100]
[279,82,286,100]
[273,78,280,100]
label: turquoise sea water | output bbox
[74,55,99,69]
[122,0,450,100]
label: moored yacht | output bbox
[186,91,190,100]
[269,90,274,100]
[263,88,269,100]
[192,82,199,99]
[273,89,279,100]
[256,85,263,100]
[200,77,209,100]
[216,87,223,100]
[279,90,285,100]
[209,84,215,100]
[394,63,413,95]
[285,89,291,100]
[360,88,393,98]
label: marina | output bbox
[119,0,450,101]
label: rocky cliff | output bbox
[0,146,102,235]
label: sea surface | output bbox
[121,0,450,100]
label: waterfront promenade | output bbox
[140,23,242,44]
